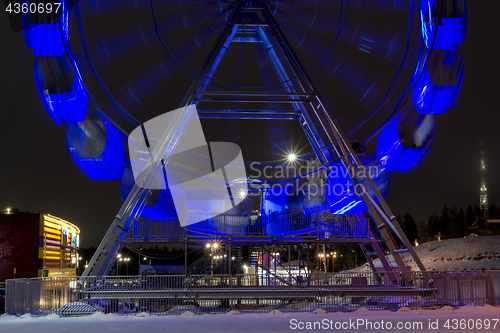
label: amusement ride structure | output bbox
[22,0,467,290]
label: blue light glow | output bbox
[34,52,88,124]
[412,48,464,114]
[22,1,68,56]
[377,113,435,172]
[421,0,467,50]
[325,155,391,215]
[66,112,126,180]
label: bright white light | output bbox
[213,243,219,249]
[243,265,248,269]
[6,208,10,214]
[238,190,247,199]
[206,243,211,248]
[287,153,297,162]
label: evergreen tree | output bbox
[402,212,418,245]
[394,213,404,246]
[427,213,440,239]
[465,205,475,233]
[458,207,466,237]
[417,219,427,242]
[439,205,450,236]
[448,206,461,238]
[489,204,499,219]
[473,204,485,232]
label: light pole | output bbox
[138,248,142,275]
[207,242,220,279]
[116,254,122,275]
[118,257,130,275]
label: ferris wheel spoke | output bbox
[288,0,412,11]
[78,0,210,15]
[278,6,412,66]
[74,9,225,116]
[88,16,227,119]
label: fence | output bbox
[132,211,369,239]
[5,271,490,316]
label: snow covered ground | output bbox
[354,235,500,272]
[2,306,500,333]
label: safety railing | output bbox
[133,217,183,239]
[131,210,369,239]
[5,271,489,316]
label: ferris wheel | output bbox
[22,0,467,277]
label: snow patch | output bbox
[181,311,197,317]
[225,310,241,316]
[41,313,61,319]
[482,304,500,311]
[395,306,413,313]
[136,311,150,317]
[268,309,283,315]
[312,308,328,314]
[90,312,106,318]
[353,307,370,313]
[438,305,454,313]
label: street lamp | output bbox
[206,242,221,277]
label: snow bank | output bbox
[2,306,500,333]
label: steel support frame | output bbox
[86,0,430,284]
[83,105,196,277]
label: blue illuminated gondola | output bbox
[66,112,126,180]
[377,111,436,172]
[421,0,467,50]
[34,52,88,124]
[325,155,391,215]
[22,1,68,56]
[412,48,464,114]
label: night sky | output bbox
[1,1,499,248]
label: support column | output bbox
[288,245,291,286]
[307,244,310,285]
[184,239,188,277]
[273,240,277,286]
[228,239,232,280]
[316,243,319,285]
[267,244,270,286]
